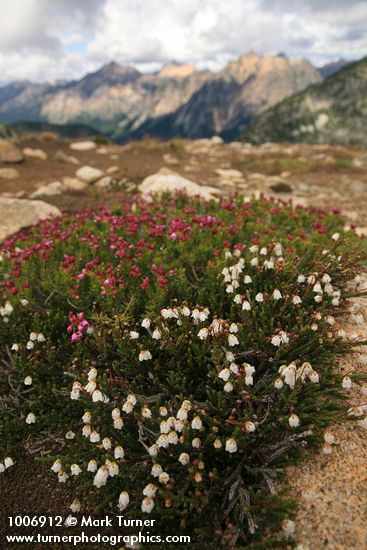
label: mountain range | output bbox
[0,54,343,143]
[243,56,367,147]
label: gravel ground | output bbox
[288,275,367,550]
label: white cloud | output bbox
[0,0,366,82]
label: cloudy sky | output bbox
[0,0,367,82]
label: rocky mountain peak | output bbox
[221,53,319,84]
[73,62,142,97]
[158,62,196,79]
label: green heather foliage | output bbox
[0,194,366,548]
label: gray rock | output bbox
[0,138,24,163]
[70,141,96,151]
[0,198,61,241]
[76,165,104,183]
[0,168,19,179]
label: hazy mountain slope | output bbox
[133,54,322,140]
[243,56,367,146]
[0,55,322,142]
[0,62,211,138]
[318,59,349,79]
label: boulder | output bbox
[23,147,48,160]
[139,173,218,201]
[70,141,96,152]
[0,138,24,163]
[0,168,19,179]
[30,181,65,198]
[0,198,61,241]
[76,165,104,184]
[62,177,89,192]
[54,150,80,165]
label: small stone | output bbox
[54,150,79,165]
[70,141,96,151]
[76,165,104,184]
[30,181,65,198]
[352,157,366,168]
[301,489,315,501]
[0,138,24,163]
[107,166,119,174]
[23,147,47,160]
[0,168,19,179]
[210,135,224,145]
[62,177,89,192]
[215,168,243,178]
[95,176,113,189]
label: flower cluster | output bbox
[0,193,366,547]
